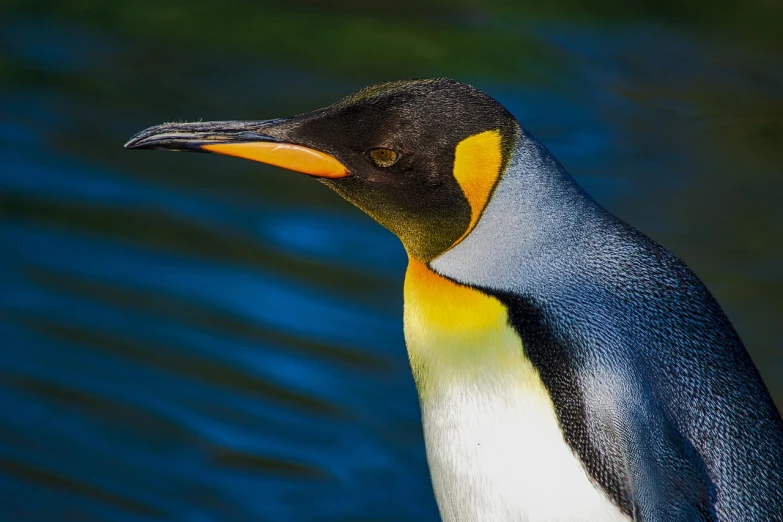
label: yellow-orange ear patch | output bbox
[452,130,503,242]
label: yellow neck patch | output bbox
[403,259,527,396]
[404,259,506,331]
[451,130,503,244]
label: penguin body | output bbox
[126,78,783,521]
[433,128,783,520]
[405,261,628,521]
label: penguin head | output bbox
[126,78,519,261]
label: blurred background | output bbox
[1,0,782,520]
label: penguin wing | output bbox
[497,292,717,521]
[577,358,717,521]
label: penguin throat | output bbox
[403,259,529,396]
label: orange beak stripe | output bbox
[201,142,349,178]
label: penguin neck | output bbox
[403,259,537,398]
[431,130,611,293]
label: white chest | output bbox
[420,377,629,522]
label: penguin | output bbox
[126,78,783,521]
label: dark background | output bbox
[1,1,781,520]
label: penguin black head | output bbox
[125,78,519,261]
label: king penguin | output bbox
[126,78,783,521]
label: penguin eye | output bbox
[367,148,399,168]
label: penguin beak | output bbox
[124,119,349,179]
